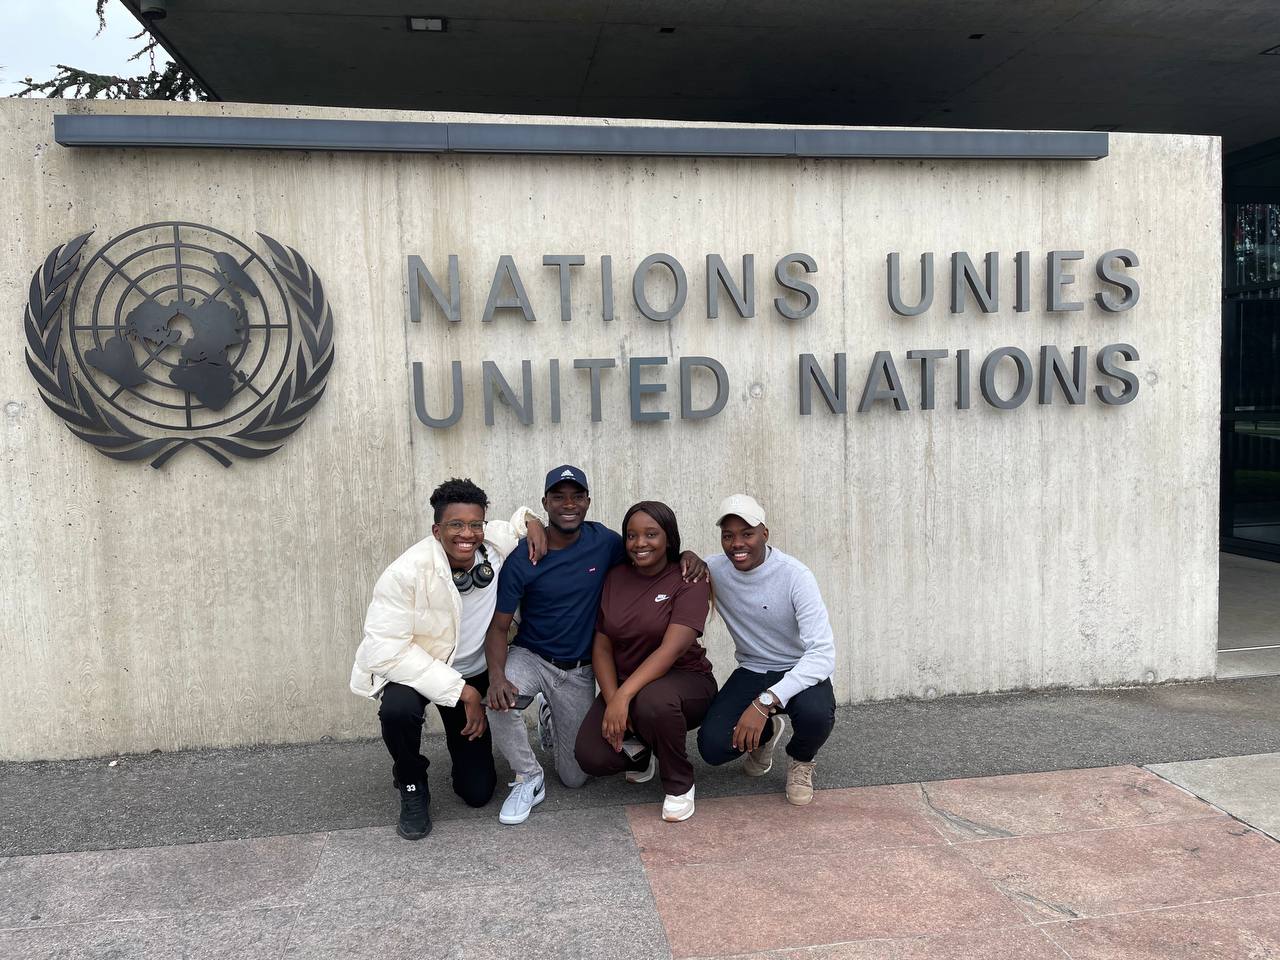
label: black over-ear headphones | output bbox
[452,544,495,594]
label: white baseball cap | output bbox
[716,493,767,528]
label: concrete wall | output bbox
[0,100,1220,760]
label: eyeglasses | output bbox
[442,520,486,533]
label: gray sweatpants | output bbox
[487,645,596,788]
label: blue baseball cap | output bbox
[544,464,588,493]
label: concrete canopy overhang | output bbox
[124,0,1280,153]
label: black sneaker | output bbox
[396,782,432,840]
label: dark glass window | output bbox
[1229,203,1280,295]
[1223,207,1280,558]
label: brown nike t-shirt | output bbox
[596,562,713,680]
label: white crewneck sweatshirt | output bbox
[705,546,836,705]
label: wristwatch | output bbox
[756,690,779,712]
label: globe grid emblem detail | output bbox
[23,222,335,468]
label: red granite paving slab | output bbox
[625,784,946,868]
[757,925,1064,959]
[644,844,1029,958]
[918,765,1219,841]
[955,817,1280,922]
[1040,893,1280,959]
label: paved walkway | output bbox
[7,677,1280,857]
[3,761,1280,959]
[5,679,1280,958]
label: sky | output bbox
[0,0,172,97]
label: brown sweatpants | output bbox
[574,668,718,795]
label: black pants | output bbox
[378,672,497,808]
[697,668,836,765]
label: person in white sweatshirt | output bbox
[351,478,544,840]
[696,494,836,805]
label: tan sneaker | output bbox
[786,758,816,805]
[742,714,786,777]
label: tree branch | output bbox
[9,1,208,102]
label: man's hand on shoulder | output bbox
[679,551,708,583]
[526,516,548,566]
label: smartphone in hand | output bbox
[620,736,648,760]
[511,693,536,710]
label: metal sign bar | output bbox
[54,114,1108,160]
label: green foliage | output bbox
[12,60,207,101]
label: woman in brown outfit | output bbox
[574,500,717,821]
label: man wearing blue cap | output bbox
[484,465,706,825]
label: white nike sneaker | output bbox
[498,770,545,825]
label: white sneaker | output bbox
[742,714,786,777]
[498,771,545,825]
[662,785,695,822]
[625,752,657,784]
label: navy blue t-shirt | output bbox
[496,521,626,660]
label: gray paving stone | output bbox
[0,906,298,960]
[0,833,324,929]
[303,806,638,901]
[284,871,670,960]
[1147,752,1280,841]
[0,740,389,857]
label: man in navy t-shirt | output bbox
[484,464,705,825]
[496,517,625,663]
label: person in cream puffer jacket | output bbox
[352,478,544,840]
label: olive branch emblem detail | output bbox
[22,227,334,468]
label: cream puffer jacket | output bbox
[350,506,537,707]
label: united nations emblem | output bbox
[22,222,334,467]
